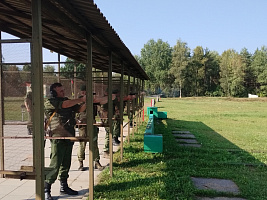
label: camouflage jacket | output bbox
[44,97,80,136]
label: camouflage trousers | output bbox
[46,127,75,184]
[129,110,135,127]
[77,125,100,162]
[27,112,33,134]
[103,119,121,152]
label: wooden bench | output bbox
[144,113,163,153]
[147,106,167,119]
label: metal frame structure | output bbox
[0,1,148,200]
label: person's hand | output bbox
[112,94,116,100]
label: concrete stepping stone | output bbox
[191,177,240,195]
[172,130,191,134]
[179,144,201,148]
[173,134,196,138]
[196,197,246,200]
[176,138,198,144]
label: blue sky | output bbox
[1,0,267,64]
[94,0,267,56]
[1,32,66,63]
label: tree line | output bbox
[2,58,84,79]
[136,39,267,97]
[3,39,267,98]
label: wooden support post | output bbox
[86,33,94,200]
[108,51,113,177]
[120,62,124,161]
[74,65,77,99]
[132,77,136,136]
[142,80,145,122]
[140,79,142,122]
[127,75,130,143]
[57,53,60,82]
[0,31,4,178]
[32,0,45,199]
[137,78,140,132]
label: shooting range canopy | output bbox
[0,0,149,80]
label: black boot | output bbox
[44,182,53,200]
[27,127,32,135]
[114,136,121,144]
[60,179,78,195]
[113,136,120,145]
[94,160,105,171]
[78,161,84,171]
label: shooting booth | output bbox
[0,1,149,200]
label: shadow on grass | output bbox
[162,118,267,199]
[95,117,267,199]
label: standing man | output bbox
[100,89,119,159]
[128,88,136,128]
[44,82,86,200]
[112,89,121,145]
[77,85,105,171]
[24,84,33,135]
[101,89,136,158]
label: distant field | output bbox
[156,97,267,152]
[4,97,26,121]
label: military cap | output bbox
[80,85,86,91]
[112,89,119,94]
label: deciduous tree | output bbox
[43,65,55,76]
[60,58,86,80]
[139,39,172,94]
[251,46,267,96]
[170,39,190,97]
[220,49,245,97]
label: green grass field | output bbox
[94,97,267,200]
[3,96,267,199]
[3,97,27,121]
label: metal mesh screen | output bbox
[0,41,135,172]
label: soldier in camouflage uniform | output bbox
[100,89,121,158]
[128,88,136,128]
[129,102,134,128]
[44,83,86,200]
[113,91,121,144]
[77,85,104,171]
[24,86,33,135]
[101,89,136,158]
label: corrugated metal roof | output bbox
[0,0,149,80]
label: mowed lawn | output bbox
[94,97,267,200]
